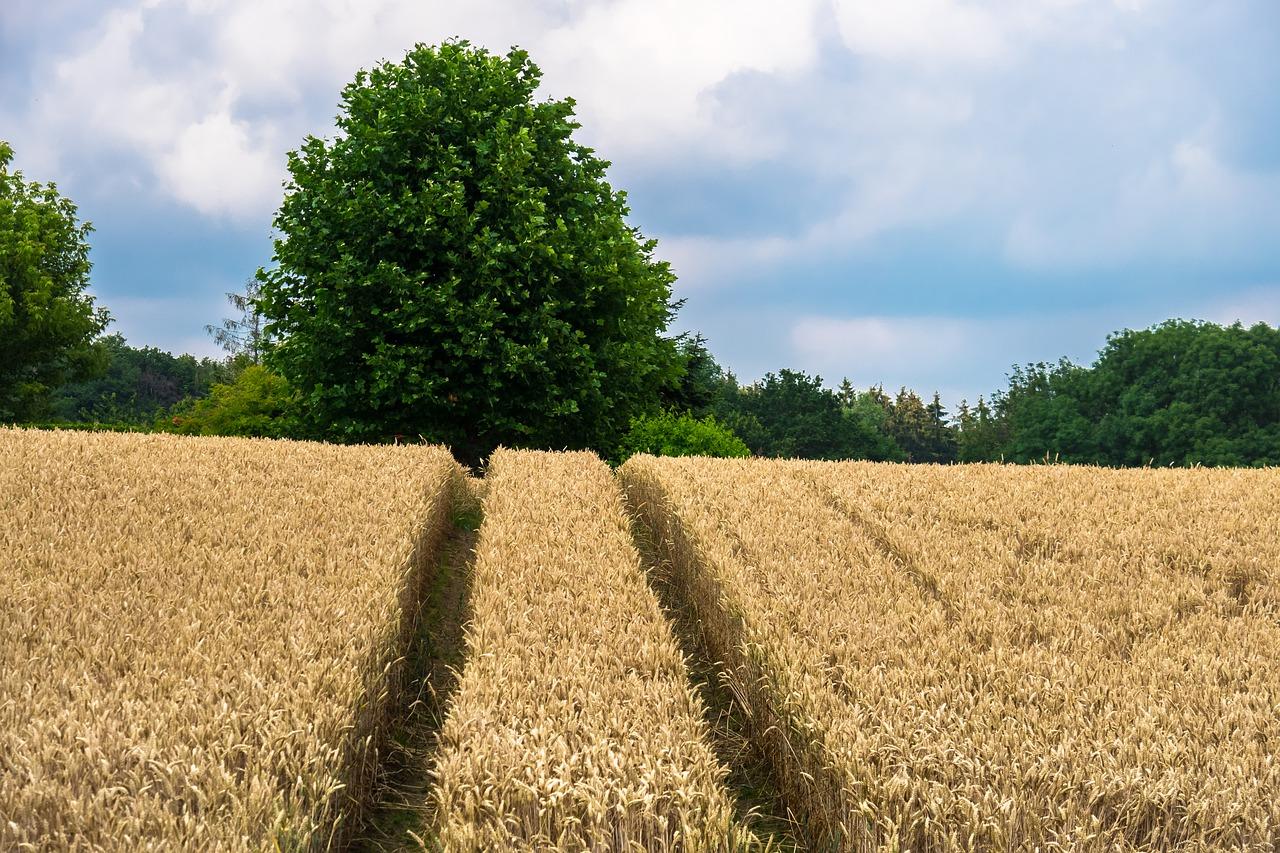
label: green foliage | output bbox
[257,41,681,465]
[615,411,750,463]
[49,333,231,425]
[1089,321,1280,466]
[660,334,729,418]
[870,386,957,463]
[842,387,908,462]
[206,280,266,363]
[0,141,110,421]
[166,365,301,439]
[955,396,1004,462]
[989,320,1280,467]
[994,359,1097,463]
[716,369,902,461]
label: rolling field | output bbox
[3,429,1277,850]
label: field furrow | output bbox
[621,455,1280,852]
[430,449,748,851]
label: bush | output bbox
[615,411,750,463]
[165,365,300,439]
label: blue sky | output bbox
[3,0,1278,405]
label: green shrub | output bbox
[165,365,301,439]
[615,411,750,463]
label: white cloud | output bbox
[157,110,283,217]
[25,4,287,220]
[832,0,1006,66]
[1004,133,1280,269]
[10,0,1279,288]
[538,0,823,160]
[17,0,825,219]
[788,314,1024,402]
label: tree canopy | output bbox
[615,410,750,463]
[714,369,905,461]
[48,334,230,425]
[987,321,1280,466]
[0,141,109,421]
[167,364,301,440]
[257,41,682,464]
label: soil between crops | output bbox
[351,513,479,852]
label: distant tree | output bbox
[837,377,856,408]
[864,384,892,412]
[615,410,750,463]
[995,360,1096,463]
[706,370,765,450]
[955,395,1004,462]
[0,141,110,421]
[884,387,934,462]
[166,365,301,439]
[720,369,894,460]
[205,280,265,364]
[924,391,958,463]
[989,320,1280,466]
[842,387,907,461]
[660,333,729,417]
[1086,321,1280,465]
[257,41,682,465]
[49,334,230,424]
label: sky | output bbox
[3,0,1279,405]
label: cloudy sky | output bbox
[3,0,1278,404]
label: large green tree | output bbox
[257,42,682,463]
[1089,320,1280,465]
[0,142,109,421]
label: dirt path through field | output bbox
[351,510,480,852]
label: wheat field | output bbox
[430,448,749,851]
[6,429,1276,851]
[621,455,1280,852]
[0,428,462,850]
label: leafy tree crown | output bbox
[257,42,681,463]
[0,141,110,420]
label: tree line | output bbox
[3,43,1278,468]
[657,320,1280,467]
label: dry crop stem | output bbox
[430,449,754,851]
[0,428,463,850]
[620,455,1280,852]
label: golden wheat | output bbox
[0,428,462,851]
[621,455,1280,852]
[430,448,749,851]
